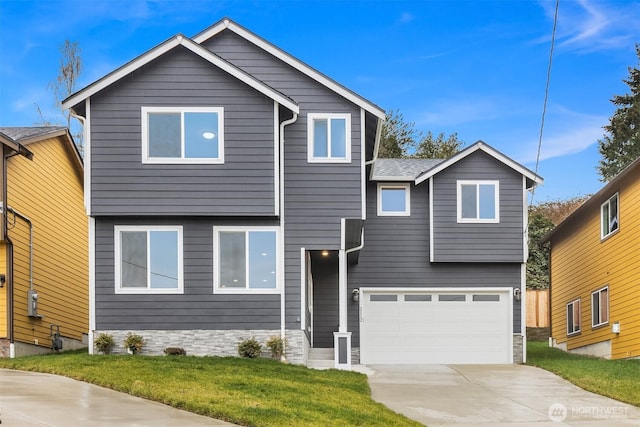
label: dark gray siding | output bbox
[95,216,281,330]
[348,179,523,346]
[90,45,277,216]
[203,30,364,329]
[432,151,526,262]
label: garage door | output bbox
[360,288,512,364]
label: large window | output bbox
[307,113,351,163]
[214,227,279,293]
[591,286,609,328]
[601,193,619,239]
[377,183,410,216]
[566,299,581,336]
[142,106,224,164]
[115,226,183,294]
[457,180,499,223]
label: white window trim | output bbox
[114,225,184,294]
[457,180,500,223]
[307,113,351,163]
[377,183,411,216]
[591,286,609,328]
[566,298,581,336]
[600,193,619,240]
[213,226,281,294]
[141,106,224,164]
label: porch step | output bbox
[308,347,334,370]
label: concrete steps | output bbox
[307,347,334,370]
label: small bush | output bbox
[123,333,145,354]
[164,347,187,356]
[238,337,262,358]
[94,333,115,354]
[266,335,287,360]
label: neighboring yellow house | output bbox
[541,157,640,360]
[0,127,87,357]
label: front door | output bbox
[310,250,339,348]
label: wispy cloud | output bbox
[398,12,415,24]
[415,97,515,127]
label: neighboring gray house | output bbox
[63,18,542,368]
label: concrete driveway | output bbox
[0,369,237,426]
[365,364,640,426]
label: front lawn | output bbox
[0,351,420,427]
[527,341,640,407]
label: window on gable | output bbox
[142,106,224,164]
[591,286,609,328]
[601,193,619,239]
[115,226,183,294]
[214,227,279,293]
[457,180,499,223]
[307,113,351,163]
[566,299,581,336]
[378,183,410,216]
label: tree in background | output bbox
[379,109,463,159]
[597,44,640,181]
[526,196,589,289]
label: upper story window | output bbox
[114,226,183,294]
[591,286,609,328]
[377,183,410,216]
[457,180,499,223]
[142,106,224,164]
[214,227,280,294]
[307,113,351,163]
[566,298,581,336]
[601,193,619,239]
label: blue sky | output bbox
[1,0,638,202]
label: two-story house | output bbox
[63,18,542,368]
[541,157,640,360]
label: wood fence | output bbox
[526,289,549,327]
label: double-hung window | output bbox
[377,183,410,216]
[307,113,351,163]
[457,180,499,223]
[601,193,619,239]
[142,106,224,164]
[591,286,609,328]
[115,226,183,294]
[214,227,279,293]
[566,299,581,336]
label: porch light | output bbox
[352,288,360,302]
[321,250,329,257]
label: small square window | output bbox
[601,193,619,239]
[377,183,410,216]
[142,106,224,164]
[591,287,609,328]
[457,180,499,223]
[307,113,351,163]
[566,299,581,336]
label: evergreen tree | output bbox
[414,131,463,159]
[378,109,420,158]
[597,44,640,181]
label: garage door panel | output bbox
[360,289,512,364]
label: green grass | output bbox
[0,351,420,427]
[527,341,640,407]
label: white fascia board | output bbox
[415,141,544,186]
[372,175,417,182]
[62,34,299,115]
[194,19,385,119]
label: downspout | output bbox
[7,207,33,289]
[279,112,298,345]
[364,117,383,166]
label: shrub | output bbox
[164,347,187,356]
[94,333,115,354]
[123,332,145,354]
[266,335,287,360]
[237,337,262,358]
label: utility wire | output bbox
[531,0,560,206]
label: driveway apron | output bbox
[0,369,237,426]
[366,364,640,426]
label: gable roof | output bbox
[372,158,443,181]
[414,141,543,188]
[0,126,82,176]
[540,155,640,244]
[62,33,299,114]
[193,18,385,120]
[0,131,33,159]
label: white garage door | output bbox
[360,288,512,364]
